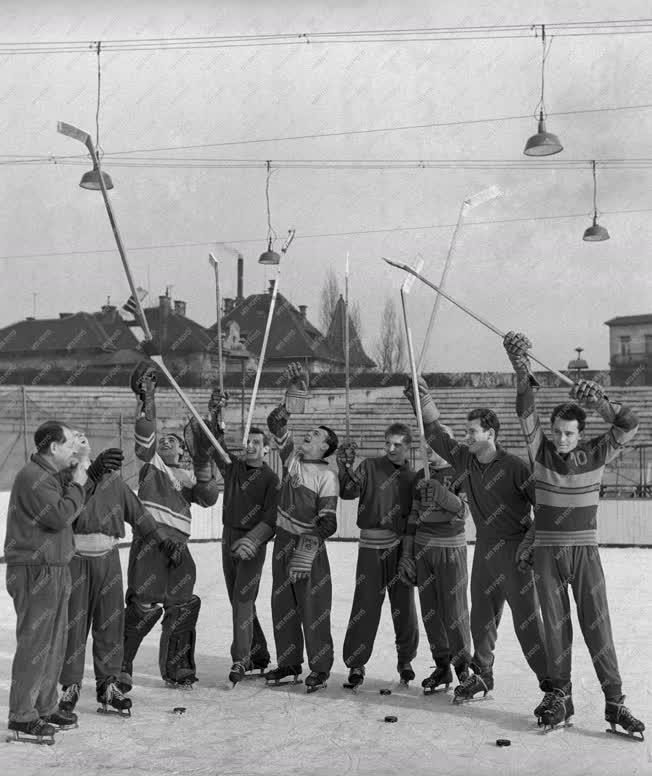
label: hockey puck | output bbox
[495,739,511,747]
[173,707,186,715]
[379,688,392,696]
[384,715,398,723]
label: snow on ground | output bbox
[0,543,651,776]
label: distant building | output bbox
[325,295,375,370]
[604,314,652,385]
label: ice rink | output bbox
[0,542,650,776]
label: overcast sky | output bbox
[1,0,651,371]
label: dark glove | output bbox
[336,441,358,471]
[267,403,290,437]
[503,331,540,388]
[403,376,438,423]
[397,537,417,586]
[515,534,534,573]
[570,379,607,410]
[184,416,213,464]
[130,360,158,420]
[285,362,309,413]
[87,448,124,482]
[159,538,184,569]
[208,388,229,430]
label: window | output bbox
[620,336,631,356]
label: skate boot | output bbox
[541,689,573,732]
[97,678,133,717]
[398,661,415,687]
[58,682,81,714]
[343,666,365,691]
[228,661,247,687]
[7,718,56,746]
[422,663,453,695]
[264,665,303,686]
[305,671,329,694]
[605,696,645,741]
[454,662,470,684]
[534,691,557,726]
[453,671,493,703]
[117,662,133,694]
[41,709,78,731]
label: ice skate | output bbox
[6,718,56,746]
[305,671,329,694]
[164,675,197,691]
[605,696,645,741]
[397,662,415,688]
[58,682,81,714]
[541,690,573,733]
[42,709,78,731]
[534,691,556,726]
[228,661,247,688]
[343,666,365,692]
[422,664,452,695]
[264,665,303,687]
[452,672,493,704]
[97,679,133,717]
[244,658,269,678]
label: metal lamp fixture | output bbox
[583,161,610,242]
[80,42,113,190]
[523,26,563,157]
[258,161,281,264]
[258,238,280,265]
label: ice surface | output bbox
[0,543,650,776]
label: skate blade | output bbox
[451,693,492,705]
[542,720,573,734]
[342,682,363,693]
[423,684,451,696]
[6,731,55,746]
[97,707,131,718]
[165,681,195,691]
[605,728,644,742]
[265,678,303,687]
[306,683,327,694]
[49,722,78,731]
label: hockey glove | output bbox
[285,362,309,413]
[397,536,417,586]
[87,448,124,482]
[231,522,274,561]
[267,403,290,438]
[570,379,608,410]
[208,388,229,432]
[159,538,185,569]
[336,441,358,471]
[515,530,535,573]
[130,361,158,420]
[503,331,541,389]
[403,376,439,424]
[288,534,320,583]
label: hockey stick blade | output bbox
[463,185,502,210]
[401,256,424,294]
[57,121,91,146]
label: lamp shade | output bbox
[583,216,610,242]
[523,113,563,157]
[258,243,280,265]
[79,165,114,190]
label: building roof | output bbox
[325,295,375,368]
[210,290,337,362]
[0,312,127,354]
[604,314,652,327]
[142,304,214,355]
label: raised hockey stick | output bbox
[399,257,430,479]
[57,121,231,463]
[344,252,351,442]
[418,186,502,374]
[383,257,574,387]
[208,253,225,396]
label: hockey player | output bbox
[264,363,339,693]
[338,423,419,690]
[404,379,547,702]
[5,421,86,744]
[119,362,220,691]
[405,435,472,694]
[208,390,280,685]
[58,433,165,717]
[504,331,645,739]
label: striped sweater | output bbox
[516,385,639,546]
[273,431,338,541]
[135,417,220,539]
[407,463,467,548]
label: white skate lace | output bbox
[61,683,80,703]
[103,683,125,704]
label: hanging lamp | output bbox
[583,161,610,242]
[523,26,563,157]
[80,42,113,190]
[259,161,280,264]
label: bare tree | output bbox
[319,266,341,333]
[374,296,405,372]
[350,300,363,343]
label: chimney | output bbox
[101,304,116,314]
[223,298,235,315]
[25,316,35,321]
[59,313,73,319]
[268,279,276,294]
[174,300,187,317]
[236,255,244,302]
[159,294,172,318]
[298,305,307,320]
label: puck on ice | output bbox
[379,689,392,696]
[495,739,511,747]
[384,715,398,723]
[173,707,186,715]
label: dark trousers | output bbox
[60,549,124,686]
[7,565,71,722]
[534,544,622,700]
[470,537,546,682]
[222,526,270,667]
[415,543,471,668]
[126,533,195,607]
[271,534,334,674]
[342,544,419,669]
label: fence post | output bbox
[22,385,28,462]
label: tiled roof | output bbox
[0,312,123,354]
[325,295,375,368]
[142,305,214,355]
